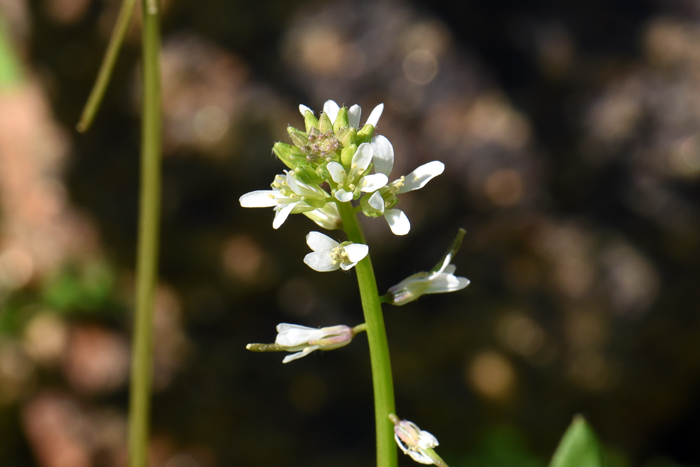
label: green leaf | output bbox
[549,415,602,467]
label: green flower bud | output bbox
[288,126,309,149]
[303,110,319,133]
[336,126,357,148]
[340,144,357,168]
[333,107,349,133]
[319,112,333,133]
[273,142,301,169]
[357,123,375,144]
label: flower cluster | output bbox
[242,100,465,467]
[240,100,444,237]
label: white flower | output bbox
[367,160,445,235]
[299,100,384,129]
[327,143,388,202]
[247,323,357,363]
[239,171,329,229]
[390,414,448,466]
[386,228,469,305]
[304,231,368,272]
[387,264,470,305]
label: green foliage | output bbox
[0,16,22,88]
[549,416,602,467]
[41,261,115,312]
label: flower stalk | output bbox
[337,200,397,467]
[127,2,162,467]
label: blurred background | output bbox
[0,0,699,465]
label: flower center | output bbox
[302,127,341,164]
[329,245,350,265]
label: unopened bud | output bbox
[303,110,319,133]
[357,123,374,144]
[336,126,357,148]
[273,142,301,169]
[318,112,333,133]
[333,106,349,132]
[288,126,309,149]
[340,144,357,168]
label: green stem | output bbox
[337,201,397,467]
[127,2,161,467]
[76,0,137,132]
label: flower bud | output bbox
[318,112,333,133]
[302,109,319,132]
[357,123,375,144]
[336,125,357,148]
[273,142,302,169]
[288,126,309,149]
[333,106,349,132]
[340,144,357,169]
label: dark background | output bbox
[0,0,699,465]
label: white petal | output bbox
[327,162,347,184]
[442,264,457,275]
[283,345,319,363]
[385,209,410,235]
[366,103,384,127]
[348,104,361,129]
[299,104,313,116]
[304,251,340,272]
[371,135,394,175]
[239,190,279,208]
[352,143,374,171]
[306,231,338,251]
[369,191,385,213]
[426,275,470,294]
[276,324,324,346]
[407,451,434,465]
[344,243,369,263]
[323,100,340,123]
[398,161,445,193]
[272,203,295,229]
[335,189,354,202]
[359,173,388,192]
[417,431,439,449]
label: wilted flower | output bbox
[304,231,369,272]
[390,414,448,466]
[385,229,469,305]
[246,323,366,363]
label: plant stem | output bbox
[76,0,137,132]
[127,1,161,467]
[337,201,397,467]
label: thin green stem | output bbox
[127,2,161,467]
[337,201,397,467]
[76,0,137,132]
